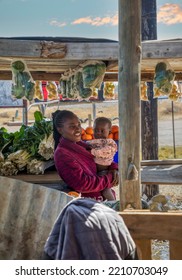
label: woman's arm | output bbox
[55,156,114,194]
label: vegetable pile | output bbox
[0,111,54,176]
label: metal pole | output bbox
[22,99,28,125]
[171,101,176,158]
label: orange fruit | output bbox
[85,126,94,135]
[68,191,80,197]
[108,132,113,139]
[113,131,119,140]
[81,127,85,135]
[82,133,93,140]
[111,125,119,134]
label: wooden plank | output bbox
[0,38,182,60]
[5,162,182,186]
[141,159,182,166]
[120,211,182,241]
[142,39,182,59]
[141,164,182,185]
[6,171,61,184]
[0,39,118,60]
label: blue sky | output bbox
[0,0,181,40]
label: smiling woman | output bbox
[52,109,118,200]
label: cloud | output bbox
[71,14,118,26]
[49,20,67,27]
[157,3,182,25]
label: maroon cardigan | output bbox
[54,137,118,201]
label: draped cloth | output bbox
[44,198,138,260]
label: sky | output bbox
[0,0,182,40]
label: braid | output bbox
[52,110,77,150]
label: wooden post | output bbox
[141,0,159,200]
[88,114,92,127]
[118,0,142,210]
[92,103,96,121]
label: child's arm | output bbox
[109,161,118,170]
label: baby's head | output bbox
[93,117,112,139]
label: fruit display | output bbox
[168,83,181,101]
[34,80,44,100]
[141,82,148,101]
[81,124,119,141]
[46,81,59,100]
[104,82,115,99]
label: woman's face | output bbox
[58,116,82,142]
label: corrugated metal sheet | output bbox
[0,176,73,259]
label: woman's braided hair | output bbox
[52,110,77,150]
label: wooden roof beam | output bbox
[0,39,182,60]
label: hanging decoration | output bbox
[11,59,35,101]
[58,60,106,101]
[153,61,175,98]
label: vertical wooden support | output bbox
[118,0,142,210]
[92,103,96,121]
[170,241,182,260]
[135,239,152,260]
[141,0,159,199]
[88,114,92,127]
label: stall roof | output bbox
[0,37,182,81]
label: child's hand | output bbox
[109,169,119,186]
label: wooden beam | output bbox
[0,39,182,60]
[141,164,182,185]
[0,39,118,60]
[120,211,182,241]
[141,159,182,166]
[6,164,182,186]
[0,70,181,81]
[142,39,182,59]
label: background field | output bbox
[1,98,182,155]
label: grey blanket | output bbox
[44,198,138,260]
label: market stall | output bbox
[0,0,182,259]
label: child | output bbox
[88,117,118,201]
